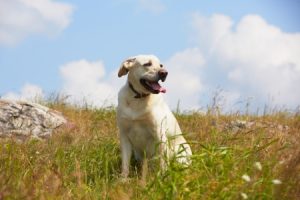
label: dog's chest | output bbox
[125,118,158,153]
[121,111,157,136]
[117,94,168,151]
[127,120,155,140]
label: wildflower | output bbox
[279,160,285,165]
[254,162,262,171]
[240,192,248,199]
[36,151,40,155]
[242,174,251,182]
[272,179,282,185]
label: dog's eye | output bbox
[143,61,152,67]
[160,64,163,68]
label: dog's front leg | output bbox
[120,133,132,178]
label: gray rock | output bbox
[0,100,67,140]
[225,120,255,133]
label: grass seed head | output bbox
[240,192,248,199]
[272,179,282,185]
[254,162,262,171]
[242,174,251,182]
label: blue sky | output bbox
[1,0,299,112]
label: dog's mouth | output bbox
[140,79,166,94]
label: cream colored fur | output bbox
[117,55,192,178]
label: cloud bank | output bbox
[60,60,118,107]
[0,0,74,45]
[2,83,44,101]
[2,13,300,112]
[190,13,300,109]
[164,48,205,110]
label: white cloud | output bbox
[1,60,121,107]
[190,13,300,109]
[191,14,233,54]
[2,83,44,101]
[163,48,206,110]
[0,0,74,45]
[60,60,119,107]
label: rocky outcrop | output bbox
[0,100,67,140]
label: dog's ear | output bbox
[118,58,136,77]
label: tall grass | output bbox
[0,101,299,199]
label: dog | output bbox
[117,55,192,178]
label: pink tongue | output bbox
[150,82,166,93]
[160,87,166,93]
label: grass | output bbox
[0,102,299,199]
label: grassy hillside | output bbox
[0,102,299,199]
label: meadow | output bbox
[0,101,299,199]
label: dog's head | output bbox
[118,55,168,94]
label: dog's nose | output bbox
[158,69,168,82]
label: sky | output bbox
[0,0,300,112]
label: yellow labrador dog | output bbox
[117,55,192,178]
